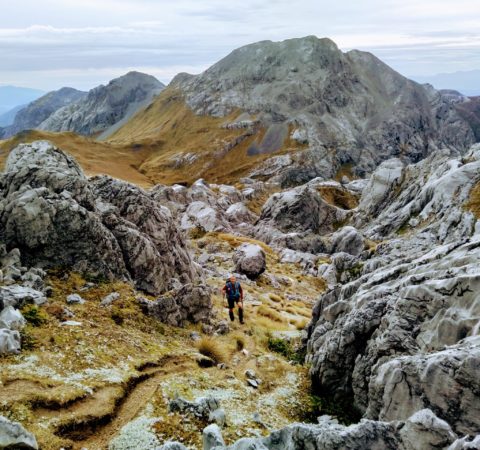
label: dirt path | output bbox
[77,358,193,449]
[22,354,195,450]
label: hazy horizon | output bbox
[1,0,479,92]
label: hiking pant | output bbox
[227,297,243,323]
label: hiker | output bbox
[222,275,244,324]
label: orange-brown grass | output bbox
[107,87,307,185]
[466,181,480,218]
[317,185,359,210]
[0,130,154,187]
[257,305,285,323]
[196,336,228,364]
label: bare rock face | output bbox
[0,142,208,312]
[233,243,266,279]
[305,145,480,437]
[0,415,38,449]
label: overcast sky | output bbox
[0,0,479,91]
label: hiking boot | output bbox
[229,310,235,322]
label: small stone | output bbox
[60,320,82,326]
[66,294,85,304]
[209,408,227,427]
[100,292,120,307]
[196,354,215,368]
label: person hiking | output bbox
[222,275,244,324]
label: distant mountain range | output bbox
[412,69,480,96]
[0,86,44,115]
[1,72,164,139]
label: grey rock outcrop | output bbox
[306,145,480,436]
[138,284,211,326]
[203,424,225,450]
[39,72,164,137]
[233,244,266,279]
[0,328,21,354]
[0,141,210,322]
[0,415,38,449]
[211,409,458,450]
[2,87,86,138]
[168,396,220,421]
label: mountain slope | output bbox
[110,36,476,187]
[0,104,26,127]
[39,72,164,137]
[2,87,86,138]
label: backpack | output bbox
[225,280,240,300]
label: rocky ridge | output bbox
[39,71,164,137]
[2,87,87,138]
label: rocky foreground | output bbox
[0,141,479,449]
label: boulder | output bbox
[100,292,120,307]
[66,293,85,304]
[0,416,38,449]
[168,396,220,420]
[328,226,366,256]
[203,424,225,450]
[256,185,349,236]
[138,284,211,327]
[233,244,266,279]
[0,306,26,330]
[0,285,46,310]
[0,329,21,354]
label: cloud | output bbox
[0,0,479,90]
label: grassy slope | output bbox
[0,234,324,449]
[107,87,307,185]
[0,130,155,188]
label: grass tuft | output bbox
[196,336,228,364]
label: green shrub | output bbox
[267,337,306,364]
[21,305,47,326]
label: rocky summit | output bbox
[0,35,479,450]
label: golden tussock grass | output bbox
[196,336,228,364]
[465,181,480,218]
[257,305,285,323]
[316,185,359,210]
[0,130,154,188]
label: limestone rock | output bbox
[0,142,206,308]
[168,396,220,420]
[203,424,225,450]
[0,285,46,310]
[215,409,457,450]
[100,292,120,307]
[138,284,211,327]
[0,306,26,331]
[328,226,366,256]
[0,415,38,449]
[0,329,21,354]
[233,244,266,279]
[66,293,85,304]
